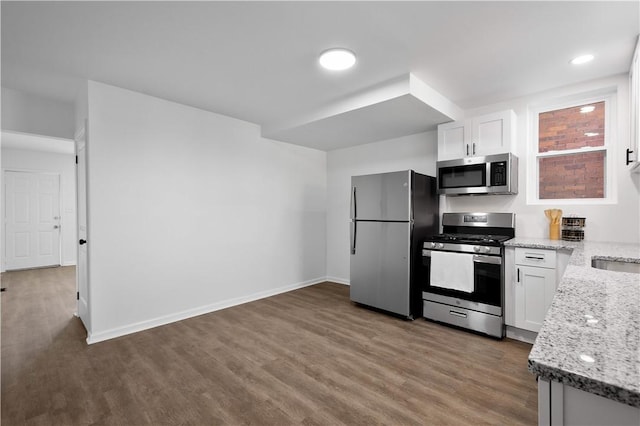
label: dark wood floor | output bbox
[1,266,537,425]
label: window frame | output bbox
[527,91,617,205]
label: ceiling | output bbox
[2,1,638,150]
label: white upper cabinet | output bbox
[437,110,517,161]
[437,121,467,161]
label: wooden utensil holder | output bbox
[549,223,560,240]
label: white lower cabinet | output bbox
[505,247,567,336]
[514,265,556,332]
[512,247,557,333]
[538,378,640,426]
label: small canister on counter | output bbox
[561,216,586,241]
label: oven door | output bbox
[421,249,502,314]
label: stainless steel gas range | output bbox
[421,212,515,338]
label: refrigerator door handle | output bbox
[350,221,357,254]
[350,186,357,219]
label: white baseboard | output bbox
[326,276,350,285]
[506,325,537,344]
[86,276,327,345]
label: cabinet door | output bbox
[471,110,515,157]
[437,120,468,161]
[514,265,556,332]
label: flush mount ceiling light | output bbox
[571,54,594,65]
[580,105,596,113]
[319,48,356,71]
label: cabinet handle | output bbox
[472,142,476,155]
[525,255,545,260]
[517,268,520,283]
[466,144,469,156]
[627,148,634,165]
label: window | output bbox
[529,93,616,204]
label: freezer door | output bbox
[351,171,411,221]
[350,221,411,317]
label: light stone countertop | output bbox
[505,238,640,407]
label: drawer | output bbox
[515,247,556,269]
[423,300,504,338]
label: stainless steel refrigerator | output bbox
[350,170,439,319]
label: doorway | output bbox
[4,170,62,270]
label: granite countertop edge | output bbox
[527,359,640,408]
[505,237,640,408]
[504,238,579,251]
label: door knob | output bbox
[79,239,87,245]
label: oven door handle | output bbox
[422,251,501,264]
[473,255,502,265]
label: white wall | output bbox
[445,74,640,244]
[1,87,75,139]
[325,131,439,283]
[324,74,640,285]
[84,81,327,342]
[1,148,77,270]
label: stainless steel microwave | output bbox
[436,153,518,196]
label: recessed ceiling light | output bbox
[571,54,594,65]
[580,106,595,113]
[319,48,356,71]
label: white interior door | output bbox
[76,128,90,331]
[5,171,61,270]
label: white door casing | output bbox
[76,126,90,332]
[5,170,61,270]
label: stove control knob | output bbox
[438,243,444,249]
[484,246,492,253]
[431,242,436,249]
[473,246,481,252]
